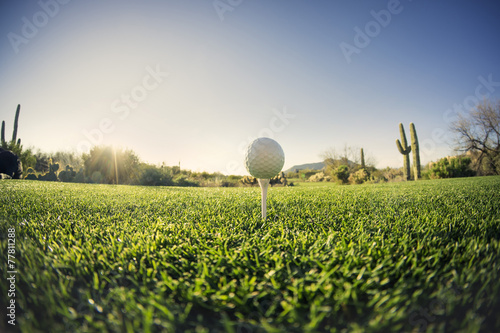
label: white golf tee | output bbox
[258,178,270,220]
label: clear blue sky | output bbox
[1,0,499,175]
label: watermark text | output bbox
[6,227,17,326]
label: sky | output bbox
[1,0,499,175]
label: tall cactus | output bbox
[396,123,411,180]
[1,120,5,146]
[360,148,365,169]
[12,104,20,143]
[410,123,421,180]
[1,105,21,148]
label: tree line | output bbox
[1,99,499,184]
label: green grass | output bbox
[1,177,500,332]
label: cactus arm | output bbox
[12,104,20,143]
[396,139,403,153]
[396,139,411,154]
[399,123,408,148]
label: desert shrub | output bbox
[239,176,258,187]
[25,174,37,180]
[364,169,387,184]
[138,164,173,186]
[39,172,58,182]
[226,175,242,184]
[382,167,405,182]
[430,157,475,179]
[300,169,320,180]
[37,159,59,181]
[332,165,350,184]
[58,165,77,183]
[73,168,85,183]
[174,175,198,187]
[52,151,83,171]
[349,169,369,184]
[270,172,288,186]
[34,152,50,173]
[308,172,332,182]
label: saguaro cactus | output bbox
[360,148,365,169]
[396,123,411,181]
[1,104,21,148]
[12,104,20,143]
[410,123,421,180]
[1,121,5,146]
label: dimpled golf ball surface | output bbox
[245,137,285,179]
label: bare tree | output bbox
[451,99,500,175]
[322,144,357,170]
[321,144,376,172]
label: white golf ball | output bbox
[245,137,285,179]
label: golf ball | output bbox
[245,137,285,179]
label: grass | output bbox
[1,177,500,332]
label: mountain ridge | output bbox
[284,162,325,173]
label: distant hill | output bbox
[284,162,325,173]
[285,159,359,174]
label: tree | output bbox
[322,145,376,182]
[322,144,359,173]
[83,146,140,184]
[33,150,50,173]
[137,163,173,186]
[52,151,84,170]
[451,99,500,175]
[430,156,475,179]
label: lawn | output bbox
[1,177,500,332]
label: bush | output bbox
[301,169,321,180]
[34,152,50,173]
[25,174,37,180]
[58,165,77,182]
[74,168,85,183]
[239,176,258,187]
[270,172,288,186]
[308,172,332,182]
[138,164,173,186]
[38,172,58,181]
[52,151,83,171]
[364,169,387,184]
[349,169,369,184]
[430,156,475,179]
[83,146,140,184]
[174,175,198,187]
[226,175,242,185]
[382,167,405,182]
[332,165,350,184]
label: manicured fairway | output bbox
[1,177,500,332]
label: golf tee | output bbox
[258,178,270,220]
